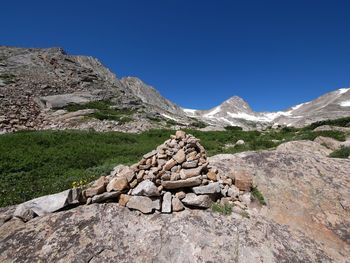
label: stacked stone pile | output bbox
[13,131,255,222]
[83,130,254,214]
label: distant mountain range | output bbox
[0,46,349,133]
[183,88,350,129]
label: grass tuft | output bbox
[211,203,232,215]
[251,187,267,205]
[329,147,350,159]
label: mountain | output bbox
[184,88,350,129]
[0,46,189,133]
[1,46,350,133]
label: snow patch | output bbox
[183,108,197,115]
[203,106,221,118]
[161,114,180,122]
[340,100,350,107]
[338,88,350,95]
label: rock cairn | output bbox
[83,130,254,214]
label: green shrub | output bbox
[304,116,350,130]
[329,147,350,158]
[62,100,135,123]
[251,187,267,205]
[190,120,208,128]
[224,126,243,131]
[0,73,16,84]
[211,203,232,215]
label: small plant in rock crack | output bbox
[211,203,233,215]
[251,187,267,205]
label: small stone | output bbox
[118,194,131,206]
[175,191,186,200]
[119,167,135,183]
[235,139,245,146]
[126,196,160,214]
[131,180,160,196]
[161,192,172,213]
[207,171,217,181]
[143,149,158,159]
[182,193,213,208]
[240,192,251,206]
[171,165,180,173]
[173,149,186,164]
[106,177,128,192]
[163,158,177,171]
[223,178,233,186]
[170,172,180,181]
[161,173,171,181]
[182,160,198,169]
[130,179,138,188]
[137,170,145,181]
[175,130,186,140]
[86,197,92,205]
[227,185,240,199]
[85,176,107,197]
[172,197,185,212]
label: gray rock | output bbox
[126,196,160,214]
[143,150,158,159]
[91,191,121,203]
[172,197,185,212]
[14,188,83,221]
[192,182,221,195]
[182,193,213,208]
[179,166,203,179]
[131,180,160,197]
[161,192,172,213]
[181,160,198,169]
[240,193,251,206]
[173,149,186,164]
[161,176,202,189]
[227,185,240,198]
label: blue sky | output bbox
[1,0,349,111]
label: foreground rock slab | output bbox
[1,203,348,263]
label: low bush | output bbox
[329,147,350,158]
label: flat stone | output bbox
[119,167,135,183]
[131,180,160,197]
[173,149,186,164]
[143,150,158,159]
[180,166,203,179]
[240,193,251,206]
[91,191,120,203]
[182,160,198,169]
[192,182,221,195]
[14,188,83,221]
[172,197,185,212]
[85,176,107,197]
[161,192,172,213]
[126,196,160,214]
[161,176,202,189]
[182,193,213,208]
[106,177,129,192]
[163,158,177,171]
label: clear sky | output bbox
[1,0,349,111]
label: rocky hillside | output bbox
[0,137,349,262]
[0,46,191,133]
